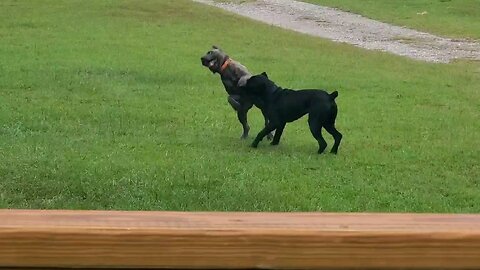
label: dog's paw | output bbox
[250,143,258,148]
[240,134,249,140]
[270,141,279,146]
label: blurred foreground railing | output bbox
[1,210,480,269]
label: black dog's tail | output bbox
[327,91,339,125]
[330,90,338,100]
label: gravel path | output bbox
[193,0,480,63]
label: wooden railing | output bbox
[1,210,480,269]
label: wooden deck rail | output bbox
[1,210,480,269]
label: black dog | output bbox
[241,72,343,154]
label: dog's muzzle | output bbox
[201,57,216,68]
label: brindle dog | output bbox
[201,46,272,139]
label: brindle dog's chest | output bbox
[221,77,242,95]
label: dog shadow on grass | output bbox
[210,133,341,158]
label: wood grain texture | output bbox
[1,210,480,269]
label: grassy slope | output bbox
[303,0,480,40]
[0,0,479,212]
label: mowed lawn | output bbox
[0,0,479,212]
[303,0,480,40]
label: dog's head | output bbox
[241,72,272,95]
[200,45,229,74]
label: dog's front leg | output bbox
[261,109,274,140]
[227,95,242,111]
[251,124,276,148]
[270,123,286,146]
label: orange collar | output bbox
[220,58,232,73]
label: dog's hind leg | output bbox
[237,109,250,139]
[270,123,285,146]
[324,123,342,154]
[231,97,253,139]
[308,117,328,154]
[323,102,342,154]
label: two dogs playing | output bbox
[201,46,342,154]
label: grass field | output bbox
[303,0,480,40]
[0,0,479,212]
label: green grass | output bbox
[302,0,480,40]
[1,0,479,212]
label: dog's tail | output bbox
[330,90,338,100]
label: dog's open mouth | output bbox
[207,59,217,68]
[201,58,217,68]
[201,57,218,73]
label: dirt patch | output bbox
[193,0,480,63]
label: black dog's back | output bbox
[270,88,338,124]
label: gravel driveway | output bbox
[193,0,480,63]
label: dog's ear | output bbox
[212,45,222,51]
[261,71,268,78]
